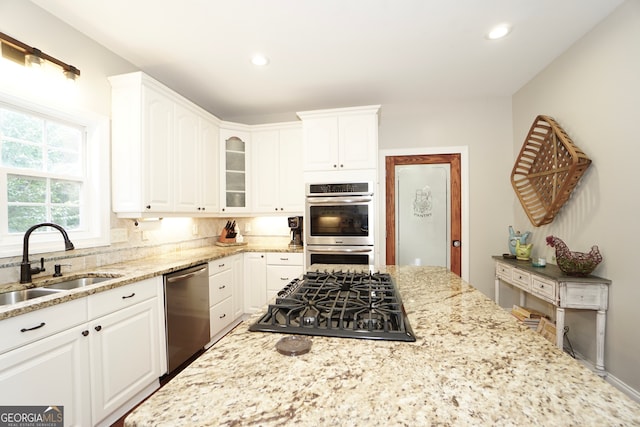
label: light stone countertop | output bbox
[0,243,300,321]
[124,265,640,426]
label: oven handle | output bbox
[307,247,374,253]
[306,196,373,204]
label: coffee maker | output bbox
[288,216,303,248]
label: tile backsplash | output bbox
[0,216,293,286]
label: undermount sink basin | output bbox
[44,276,114,290]
[0,288,64,306]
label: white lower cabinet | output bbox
[244,252,266,314]
[266,253,303,301]
[0,277,165,427]
[209,258,234,338]
[89,297,162,426]
[243,252,303,313]
[0,323,91,426]
[208,254,244,343]
[231,254,244,319]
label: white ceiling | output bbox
[31,0,622,121]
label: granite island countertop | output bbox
[124,265,640,426]
[0,243,301,321]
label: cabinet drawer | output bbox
[88,278,158,319]
[266,252,303,266]
[266,265,303,292]
[0,298,87,355]
[210,297,233,337]
[560,283,608,310]
[495,262,512,280]
[531,277,556,303]
[511,269,531,290]
[209,269,233,306]
[209,257,232,275]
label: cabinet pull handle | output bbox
[122,293,135,299]
[219,313,226,319]
[218,263,225,268]
[280,277,289,281]
[82,330,89,337]
[280,257,289,261]
[20,322,45,332]
[219,285,226,289]
[95,325,102,332]
[146,205,151,209]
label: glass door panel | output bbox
[395,164,450,267]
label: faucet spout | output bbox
[20,222,75,284]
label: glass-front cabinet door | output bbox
[220,127,250,212]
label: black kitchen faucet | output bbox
[20,222,75,284]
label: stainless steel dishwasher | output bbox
[164,263,210,373]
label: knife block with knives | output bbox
[218,220,237,243]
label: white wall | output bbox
[512,0,640,393]
[0,0,137,115]
[377,100,513,294]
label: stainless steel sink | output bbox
[0,288,65,306]
[44,276,114,290]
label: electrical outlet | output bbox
[110,228,128,243]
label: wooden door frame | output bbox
[378,147,469,280]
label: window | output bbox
[0,94,109,257]
[2,105,84,232]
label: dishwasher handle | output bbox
[166,265,208,283]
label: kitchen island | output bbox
[125,266,640,426]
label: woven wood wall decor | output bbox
[511,115,591,227]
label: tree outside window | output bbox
[0,105,84,234]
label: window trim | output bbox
[0,91,110,257]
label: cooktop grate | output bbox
[249,270,416,342]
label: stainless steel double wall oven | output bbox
[305,182,374,266]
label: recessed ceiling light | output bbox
[251,54,269,66]
[486,24,511,40]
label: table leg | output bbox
[555,307,565,350]
[595,309,606,376]
[519,289,526,308]
[495,277,500,304]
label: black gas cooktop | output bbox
[249,270,416,342]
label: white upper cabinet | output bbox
[219,125,251,213]
[109,75,174,214]
[200,116,221,212]
[110,72,378,217]
[109,72,221,217]
[173,102,200,212]
[299,116,339,172]
[174,103,220,213]
[251,124,304,214]
[297,105,380,172]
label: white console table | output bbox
[493,256,611,376]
